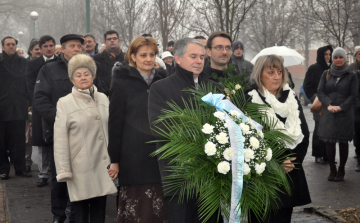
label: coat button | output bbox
[103,155,107,160]
[99,136,104,140]
[96,116,100,120]
[147,89,149,93]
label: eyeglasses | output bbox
[210,45,232,52]
[105,37,119,41]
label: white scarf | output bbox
[248,84,304,149]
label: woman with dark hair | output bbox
[107,36,168,223]
[246,55,311,222]
[27,39,41,60]
[303,45,333,164]
[317,47,359,182]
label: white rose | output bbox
[223,148,233,161]
[257,130,264,139]
[265,148,272,161]
[202,123,214,134]
[255,162,266,175]
[213,111,225,121]
[235,84,241,90]
[243,163,251,175]
[216,132,229,144]
[224,88,231,94]
[240,123,250,134]
[204,141,216,156]
[244,148,255,162]
[231,90,236,95]
[217,161,231,174]
[229,110,241,118]
[250,136,260,149]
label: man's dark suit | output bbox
[0,52,28,175]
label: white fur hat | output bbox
[161,51,173,60]
[155,56,166,70]
[354,46,360,57]
[68,54,97,79]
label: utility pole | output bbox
[86,0,91,33]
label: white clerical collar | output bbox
[194,77,199,84]
[43,55,55,61]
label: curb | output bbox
[304,206,348,223]
[0,183,9,223]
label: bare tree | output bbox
[307,0,353,48]
[153,0,188,51]
[246,0,298,51]
[188,0,257,40]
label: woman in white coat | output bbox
[54,54,117,223]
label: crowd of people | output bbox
[0,28,359,223]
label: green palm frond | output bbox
[150,74,296,222]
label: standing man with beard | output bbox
[303,45,333,165]
[25,35,56,187]
[230,41,253,77]
[33,34,83,223]
[93,30,125,96]
[0,36,31,180]
[203,31,236,81]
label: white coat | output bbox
[54,86,117,202]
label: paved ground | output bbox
[1,78,358,222]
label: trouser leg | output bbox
[89,196,107,223]
[9,120,26,174]
[38,145,50,179]
[50,146,71,221]
[0,121,10,175]
[73,199,89,223]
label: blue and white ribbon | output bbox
[201,92,263,223]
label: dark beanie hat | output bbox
[232,41,244,52]
[168,40,174,47]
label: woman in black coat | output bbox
[303,45,333,164]
[246,55,311,222]
[107,36,168,223]
[317,47,359,182]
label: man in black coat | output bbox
[33,34,84,223]
[25,35,56,187]
[93,30,125,96]
[148,38,221,223]
[0,36,31,180]
[303,45,333,164]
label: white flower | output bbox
[224,123,228,128]
[250,136,260,149]
[229,110,241,118]
[213,111,225,121]
[265,148,272,161]
[257,130,264,139]
[235,84,241,90]
[224,88,231,94]
[255,162,266,175]
[217,161,231,174]
[240,123,250,134]
[204,141,216,156]
[243,163,251,175]
[244,148,255,162]
[202,123,214,134]
[223,148,233,161]
[231,90,236,94]
[216,132,229,144]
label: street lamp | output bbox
[30,11,39,39]
[18,31,23,48]
[85,0,90,33]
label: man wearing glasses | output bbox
[203,31,237,82]
[93,30,125,96]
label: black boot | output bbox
[334,167,345,182]
[328,165,337,181]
